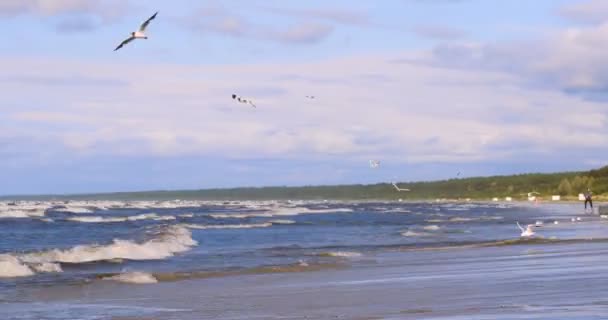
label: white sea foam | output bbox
[320,251,362,258]
[0,209,46,219]
[182,223,272,230]
[20,226,197,264]
[54,207,94,214]
[270,207,353,216]
[102,271,158,284]
[423,225,441,231]
[210,213,274,219]
[401,230,432,237]
[67,213,176,223]
[0,254,34,278]
[31,262,63,273]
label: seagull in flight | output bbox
[305,95,315,99]
[114,12,158,51]
[232,94,256,108]
[392,182,410,192]
[369,160,380,169]
[516,222,536,237]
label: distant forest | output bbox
[5,166,608,201]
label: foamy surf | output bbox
[0,254,35,278]
[182,223,272,230]
[423,225,441,231]
[318,251,362,258]
[67,213,176,223]
[53,207,94,214]
[102,271,158,284]
[0,209,46,219]
[19,226,197,265]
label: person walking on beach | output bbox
[584,189,593,212]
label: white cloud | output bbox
[181,6,334,45]
[0,0,130,19]
[2,49,607,167]
[559,0,608,24]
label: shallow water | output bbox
[1,200,606,319]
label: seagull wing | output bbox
[114,36,135,51]
[516,222,525,232]
[248,101,256,108]
[139,11,158,32]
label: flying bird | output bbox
[516,222,536,237]
[232,94,256,108]
[114,12,158,51]
[369,160,380,169]
[392,182,410,192]
[305,95,315,99]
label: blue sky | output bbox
[1,0,608,195]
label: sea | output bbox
[1,199,608,319]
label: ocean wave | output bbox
[208,207,353,220]
[210,213,274,219]
[31,262,63,273]
[270,207,354,216]
[317,251,362,258]
[0,254,34,278]
[401,230,433,237]
[268,219,296,225]
[67,213,176,223]
[182,223,272,230]
[0,209,46,219]
[423,225,441,231]
[53,207,94,214]
[19,226,197,265]
[102,271,158,284]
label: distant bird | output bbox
[456,171,461,177]
[392,182,410,192]
[369,160,380,169]
[114,12,158,51]
[517,222,536,237]
[232,94,256,108]
[305,95,315,99]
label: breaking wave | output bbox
[182,223,272,230]
[67,213,175,223]
[0,209,46,219]
[0,254,34,278]
[317,251,362,258]
[102,271,158,284]
[19,226,197,265]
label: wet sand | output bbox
[6,240,608,320]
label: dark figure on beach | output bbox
[584,190,593,211]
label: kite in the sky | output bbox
[115,12,158,51]
[232,94,256,108]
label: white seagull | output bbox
[232,94,256,108]
[369,160,380,169]
[114,12,158,51]
[517,222,536,237]
[392,182,410,192]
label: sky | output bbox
[1,0,608,195]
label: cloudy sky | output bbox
[1,0,607,195]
